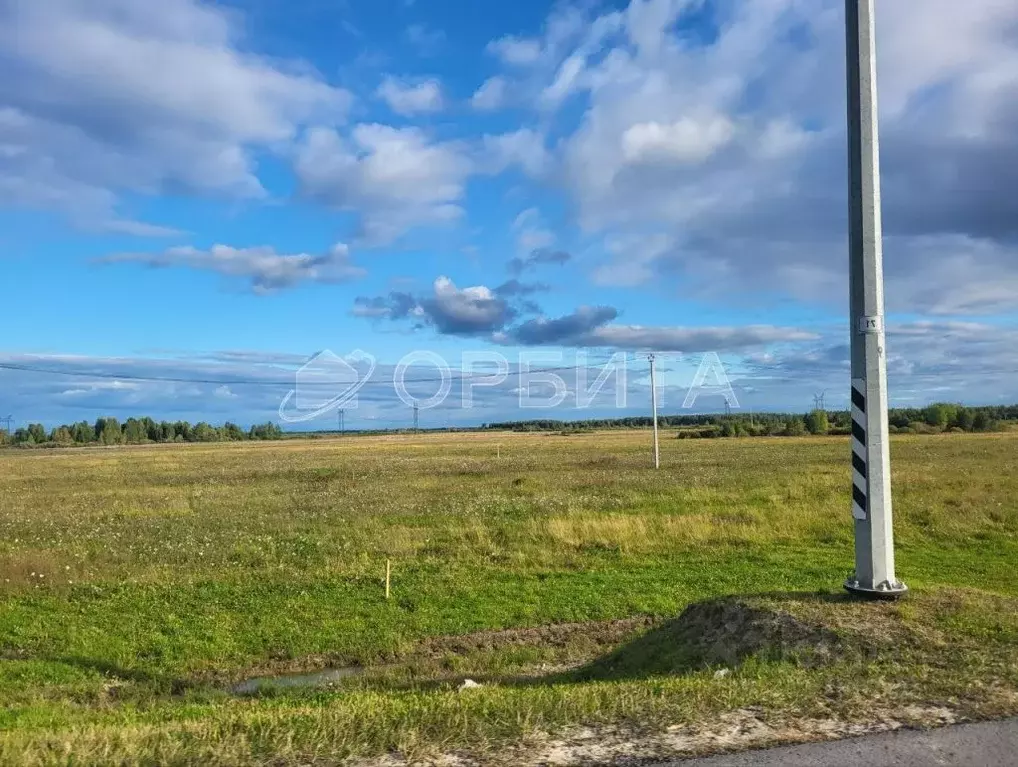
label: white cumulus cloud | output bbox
[296,124,472,244]
[377,76,445,115]
[0,0,350,233]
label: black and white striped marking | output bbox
[851,378,868,520]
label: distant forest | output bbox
[1,417,283,447]
[483,403,1015,437]
[1,403,1014,448]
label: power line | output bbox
[0,357,621,389]
[0,362,293,386]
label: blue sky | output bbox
[1,0,1017,429]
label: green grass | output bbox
[0,431,1016,764]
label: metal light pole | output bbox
[844,0,906,598]
[649,354,660,469]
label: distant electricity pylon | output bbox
[412,401,419,432]
[844,0,906,598]
[813,391,827,411]
[648,354,660,470]
[1,415,12,439]
[338,409,345,435]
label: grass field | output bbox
[1,430,1017,765]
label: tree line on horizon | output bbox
[482,403,1014,437]
[1,417,283,447]
[0,403,1012,448]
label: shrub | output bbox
[804,409,830,435]
[784,417,806,437]
[924,403,959,429]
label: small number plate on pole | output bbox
[859,315,883,334]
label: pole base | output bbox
[844,576,909,600]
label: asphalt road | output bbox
[649,718,1018,767]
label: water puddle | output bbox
[231,666,362,695]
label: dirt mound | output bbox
[573,598,846,681]
[671,598,845,668]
